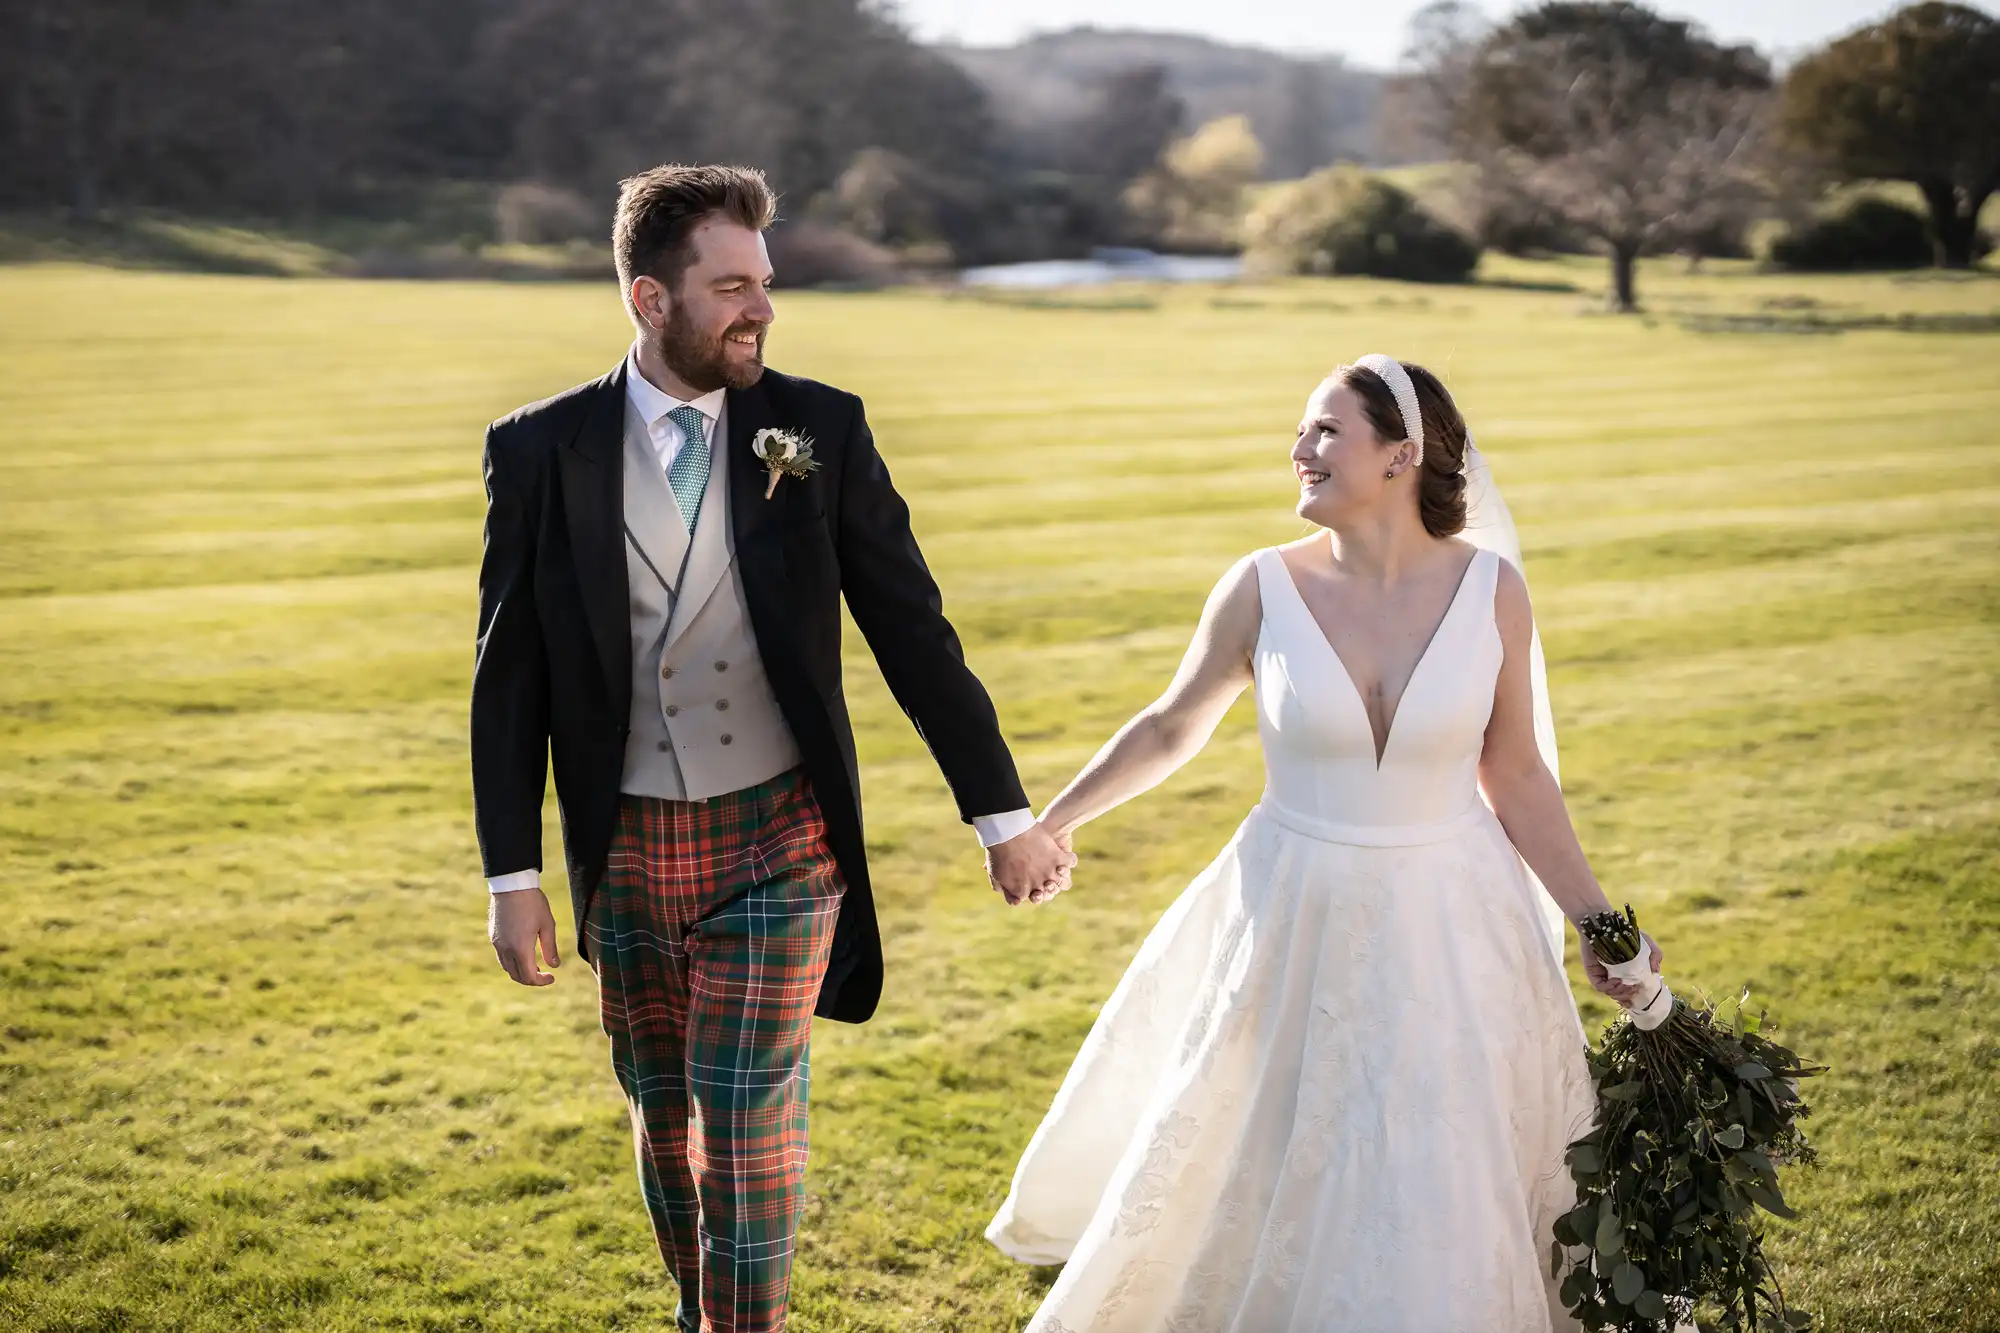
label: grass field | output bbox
[2,256,1997,1332]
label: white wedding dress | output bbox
[988,545,1596,1333]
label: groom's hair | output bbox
[613,164,778,322]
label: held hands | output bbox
[1580,930,1664,1006]
[489,888,562,986]
[1028,829,1075,906]
[986,821,1077,907]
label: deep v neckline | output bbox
[1273,544,1485,771]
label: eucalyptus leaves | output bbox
[1558,906,1825,1333]
[752,427,818,499]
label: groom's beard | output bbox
[659,305,766,393]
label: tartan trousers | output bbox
[589,767,845,1333]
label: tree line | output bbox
[3,0,1995,299]
[0,0,1187,266]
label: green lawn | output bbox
[1,259,1996,1332]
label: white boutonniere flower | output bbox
[751,427,818,499]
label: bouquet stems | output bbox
[1557,906,1825,1333]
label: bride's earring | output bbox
[1383,468,1396,479]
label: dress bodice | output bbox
[1251,546,1502,839]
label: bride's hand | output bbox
[1026,828,1075,905]
[1580,932,1664,1005]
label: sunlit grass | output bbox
[1,259,1995,1330]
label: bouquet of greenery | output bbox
[1554,906,1825,1333]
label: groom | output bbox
[470,163,1073,1331]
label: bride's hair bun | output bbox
[1339,361,1470,538]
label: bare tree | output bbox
[1411,1,1772,310]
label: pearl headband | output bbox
[1349,353,1423,468]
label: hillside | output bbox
[937,27,1387,177]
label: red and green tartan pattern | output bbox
[589,768,845,1333]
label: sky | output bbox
[894,0,2000,68]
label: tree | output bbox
[1270,63,1334,178]
[0,0,997,234]
[1069,64,1186,183]
[1781,2,2000,269]
[1124,114,1265,252]
[1413,1,1773,310]
[474,0,998,210]
[0,0,196,217]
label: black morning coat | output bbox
[470,360,1028,1023]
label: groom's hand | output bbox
[987,823,1076,907]
[489,888,562,986]
[1027,830,1075,906]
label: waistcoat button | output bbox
[714,660,728,672]
[662,665,675,680]
[716,699,730,711]
[720,734,734,745]
[665,705,680,717]
[656,740,670,752]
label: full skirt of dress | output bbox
[987,802,1596,1333]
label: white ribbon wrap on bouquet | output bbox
[1605,955,1675,1031]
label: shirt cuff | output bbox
[972,808,1037,849]
[487,869,541,895]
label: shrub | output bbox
[813,149,940,249]
[808,151,1125,268]
[1678,215,1754,261]
[1244,166,1481,283]
[1767,197,1952,271]
[493,182,601,247]
[765,221,901,289]
[1471,194,1590,257]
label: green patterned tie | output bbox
[665,404,710,532]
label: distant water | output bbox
[959,248,1244,288]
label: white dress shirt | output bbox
[486,347,1033,893]
[625,346,726,469]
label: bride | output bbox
[987,355,1663,1332]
